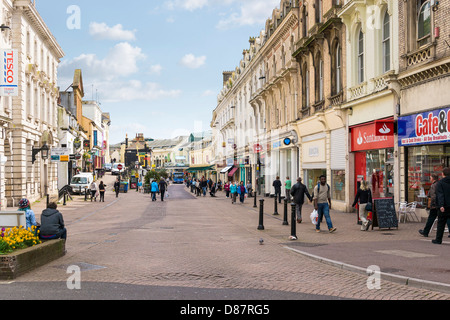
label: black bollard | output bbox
[46,194,49,208]
[273,196,279,215]
[253,191,257,208]
[283,199,289,225]
[84,187,88,201]
[63,193,66,206]
[258,199,264,230]
[290,203,297,240]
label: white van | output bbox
[70,173,94,194]
[111,163,125,175]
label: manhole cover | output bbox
[284,242,327,247]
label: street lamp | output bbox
[32,143,50,164]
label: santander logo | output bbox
[379,123,391,134]
[357,132,363,145]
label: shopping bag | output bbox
[165,192,169,198]
[310,209,318,225]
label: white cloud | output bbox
[201,90,215,97]
[149,64,163,75]
[179,54,206,69]
[89,22,137,41]
[216,0,280,30]
[165,0,208,11]
[59,42,146,82]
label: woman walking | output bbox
[352,180,373,231]
[230,181,238,204]
[237,181,248,203]
[89,181,98,202]
[99,181,106,202]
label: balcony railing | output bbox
[313,100,325,112]
[329,91,344,107]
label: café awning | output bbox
[220,166,233,174]
[186,165,214,172]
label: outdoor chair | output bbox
[398,201,419,223]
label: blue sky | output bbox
[35,0,280,144]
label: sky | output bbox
[35,0,281,144]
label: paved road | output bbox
[1,177,449,304]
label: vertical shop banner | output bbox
[0,49,18,96]
[398,106,450,146]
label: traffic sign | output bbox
[117,164,123,170]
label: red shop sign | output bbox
[374,119,394,136]
[351,121,394,152]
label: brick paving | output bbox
[12,179,450,300]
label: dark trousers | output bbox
[161,190,165,201]
[423,208,450,236]
[275,191,281,203]
[435,210,450,243]
[99,191,105,202]
[115,188,119,197]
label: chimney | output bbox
[223,71,233,86]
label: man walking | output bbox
[273,176,282,203]
[114,178,120,198]
[285,176,292,202]
[290,177,312,223]
[159,178,168,201]
[433,167,450,244]
[313,175,336,233]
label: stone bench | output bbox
[0,239,66,280]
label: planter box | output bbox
[0,240,66,280]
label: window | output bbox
[315,53,324,102]
[417,0,431,47]
[358,29,364,84]
[302,7,307,38]
[332,170,345,201]
[319,59,324,101]
[382,12,391,73]
[336,43,342,93]
[315,0,322,23]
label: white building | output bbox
[0,0,64,208]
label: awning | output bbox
[186,165,214,172]
[228,166,238,177]
[220,166,233,174]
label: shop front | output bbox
[398,106,450,208]
[301,134,327,192]
[350,118,395,202]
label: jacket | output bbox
[290,182,312,205]
[237,185,247,195]
[428,181,437,209]
[436,176,450,211]
[40,208,65,236]
[273,180,282,192]
[159,180,167,192]
[352,188,372,207]
[224,183,230,191]
[151,182,159,192]
[230,184,238,194]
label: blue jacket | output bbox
[230,184,237,194]
[237,185,247,195]
[151,182,159,192]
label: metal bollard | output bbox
[84,187,88,201]
[290,203,297,240]
[46,194,49,208]
[258,199,264,230]
[283,199,289,225]
[253,191,257,208]
[273,196,279,215]
[63,193,66,206]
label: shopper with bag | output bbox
[313,175,336,233]
[290,177,312,223]
[352,179,373,231]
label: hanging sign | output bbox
[0,49,18,96]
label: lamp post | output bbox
[32,143,50,199]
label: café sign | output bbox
[398,106,450,146]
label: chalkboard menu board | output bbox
[372,198,398,229]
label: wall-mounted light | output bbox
[32,143,50,164]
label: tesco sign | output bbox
[0,49,18,97]
[398,106,450,146]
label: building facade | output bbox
[1,0,64,209]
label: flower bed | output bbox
[0,226,41,255]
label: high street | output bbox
[0,173,449,302]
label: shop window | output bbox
[364,149,394,199]
[407,145,450,207]
[332,170,345,201]
[304,169,326,192]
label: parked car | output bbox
[111,163,125,175]
[70,173,94,194]
[103,163,112,171]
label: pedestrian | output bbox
[210,182,217,197]
[114,178,120,198]
[419,174,449,237]
[273,176,282,203]
[99,181,106,202]
[237,181,248,203]
[39,202,67,240]
[230,181,238,204]
[138,180,143,193]
[285,176,292,202]
[352,179,373,231]
[159,178,167,201]
[18,198,39,232]
[89,181,98,202]
[246,180,253,198]
[290,177,312,223]
[432,167,450,244]
[151,180,159,202]
[224,181,230,198]
[313,175,336,233]
[201,177,208,197]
